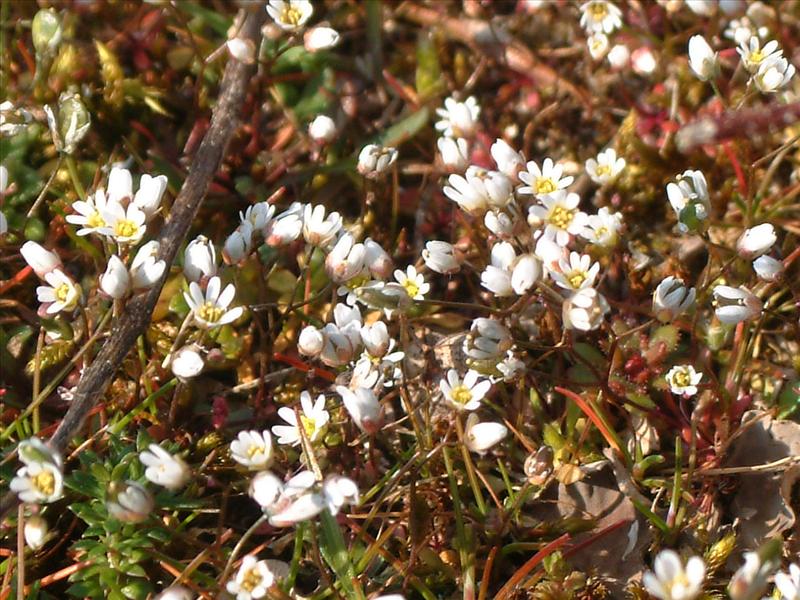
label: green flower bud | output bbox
[44,92,90,154]
[32,9,62,57]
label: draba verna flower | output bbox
[665,365,703,397]
[303,204,342,247]
[643,549,706,600]
[322,475,360,516]
[562,287,610,331]
[132,173,168,220]
[737,36,783,74]
[253,470,327,527]
[265,202,303,246]
[226,37,255,64]
[440,369,492,412]
[266,0,313,31]
[65,188,110,236]
[551,252,600,292]
[230,430,274,470]
[422,240,462,274]
[511,254,541,295]
[184,276,244,329]
[11,460,64,504]
[481,242,516,296]
[298,325,325,357]
[465,318,513,361]
[632,46,658,76]
[139,444,191,490]
[587,32,610,61]
[360,321,391,357]
[713,285,763,324]
[485,210,516,239]
[304,26,340,52]
[775,563,800,600]
[154,585,194,600]
[326,232,367,284]
[241,202,275,233]
[105,480,154,523]
[490,138,525,179]
[223,223,254,265]
[21,241,62,278]
[667,170,710,233]
[653,277,696,322]
[357,144,398,178]
[226,555,275,600]
[688,35,719,81]
[171,344,204,379]
[99,254,130,299]
[528,190,589,247]
[443,166,513,213]
[585,149,625,185]
[184,235,218,282]
[37,269,81,314]
[736,223,776,259]
[580,207,623,248]
[337,385,383,434]
[753,54,796,93]
[685,0,716,15]
[753,255,784,281]
[364,238,393,279]
[100,201,147,245]
[394,265,429,300]
[464,413,508,454]
[130,240,166,289]
[579,1,623,34]
[17,437,62,468]
[725,16,768,46]
[437,136,469,171]
[434,95,481,138]
[308,114,336,142]
[519,158,574,198]
[272,391,330,446]
[728,551,778,600]
[24,515,49,550]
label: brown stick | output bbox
[0,6,266,520]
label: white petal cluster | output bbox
[184,276,244,329]
[712,285,762,324]
[139,444,191,490]
[266,0,312,31]
[272,392,330,445]
[10,438,64,504]
[665,365,703,397]
[643,550,706,600]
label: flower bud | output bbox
[336,385,383,434]
[184,236,217,283]
[32,9,62,57]
[360,321,390,357]
[226,38,255,64]
[99,255,131,299]
[20,241,62,278]
[607,44,630,70]
[364,238,393,278]
[298,326,325,357]
[688,35,719,81]
[713,285,762,324]
[223,223,253,265]
[464,413,508,454]
[422,241,462,274]
[45,92,91,154]
[736,223,776,259]
[171,345,204,380]
[652,276,696,322]
[304,26,340,51]
[154,585,194,600]
[511,254,541,295]
[752,255,784,281]
[437,137,469,171]
[562,287,610,331]
[308,115,336,142]
[357,144,398,178]
[130,241,166,289]
[322,475,359,515]
[106,480,154,523]
[24,515,49,550]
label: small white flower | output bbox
[551,252,600,292]
[464,413,508,454]
[642,549,706,600]
[223,223,253,265]
[688,35,719,81]
[249,471,284,509]
[685,0,715,15]
[753,255,784,281]
[587,32,610,61]
[37,269,81,314]
[304,26,340,51]
[653,277,696,322]
[360,321,391,357]
[154,585,194,600]
[226,38,255,64]
[775,563,800,600]
[132,172,168,220]
[725,17,768,46]
[484,210,516,239]
[322,475,359,515]
[100,200,147,245]
[99,255,130,299]
[326,233,367,286]
[184,235,218,282]
[665,365,703,397]
[728,551,777,600]
[357,144,397,178]
[490,139,525,179]
[585,149,625,185]
[579,1,623,34]
[184,276,244,329]
[480,242,516,296]
[230,430,274,470]
[435,96,481,138]
[519,158,574,198]
[255,470,326,527]
[607,43,631,69]
[337,385,383,434]
[10,461,63,504]
[303,204,342,247]
[308,115,337,142]
[737,223,776,259]
[394,265,429,300]
[65,189,110,236]
[105,480,154,523]
[139,444,191,490]
[511,254,541,295]
[737,36,782,74]
[364,238,393,279]
[241,202,275,233]
[562,287,610,331]
[171,345,204,379]
[130,240,166,289]
[20,241,62,278]
[528,190,589,247]
[24,515,49,550]
[440,369,492,412]
[753,54,795,93]
[265,202,304,246]
[464,318,513,361]
[266,0,312,31]
[580,207,623,247]
[666,170,710,233]
[632,46,658,76]
[272,391,330,446]
[713,285,762,324]
[298,325,325,357]
[226,555,275,600]
[422,241,462,274]
[444,166,513,213]
[437,136,469,171]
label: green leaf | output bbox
[370,107,430,148]
[415,32,443,101]
[318,510,364,600]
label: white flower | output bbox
[519,158,574,198]
[139,444,191,490]
[100,201,147,244]
[223,223,253,265]
[775,563,800,600]
[105,480,154,523]
[422,241,462,274]
[528,191,589,247]
[587,32,610,61]
[17,438,62,468]
[585,149,625,185]
[562,287,610,331]
[632,46,658,76]
[688,35,719,81]
[753,55,795,93]
[579,1,623,34]
[322,475,360,515]
[24,515,49,550]
[266,0,312,31]
[184,235,217,282]
[226,555,275,600]
[713,285,762,324]
[184,276,244,329]
[437,136,469,171]
[10,461,63,504]
[265,202,303,246]
[272,391,330,446]
[337,385,383,434]
[653,277,696,322]
[607,44,631,70]
[443,166,513,213]
[464,318,513,361]
[394,265,429,300]
[435,96,481,138]
[65,189,110,236]
[326,233,367,284]
[106,167,133,204]
[133,173,168,220]
[440,369,492,412]
[580,207,623,247]
[737,223,776,258]
[665,365,703,397]
[464,413,508,454]
[249,471,284,509]
[20,241,62,278]
[304,26,340,51]
[360,321,391,357]
[364,238,393,278]
[481,242,516,296]
[303,204,342,247]
[241,202,275,233]
[37,269,81,314]
[485,210,516,239]
[298,325,325,357]
[728,551,777,600]
[490,139,525,179]
[643,549,706,600]
[230,430,274,470]
[667,170,710,233]
[551,252,600,292]
[100,254,130,299]
[685,0,715,15]
[737,36,782,74]
[753,255,784,281]
[267,474,327,527]
[226,38,255,64]
[130,240,166,289]
[725,17,768,46]
[511,254,541,295]
[154,585,194,600]
[171,345,204,379]
[308,114,336,142]
[357,144,398,178]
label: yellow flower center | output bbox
[300,414,317,438]
[549,205,575,230]
[749,49,764,64]
[281,5,302,26]
[87,211,105,229]
[246,444,266,459]
[568,272,587,289]
[55,283,72,303]
[535,177,557,195]
[450,384,473,405]
[345,273,371,290]
[595,164,612,176]
[590,2,608,18]
[33,469,55,495]
[197,302,224,323]
[401,278,420,298]
[241,567,263,592]
[672,370,691,387]
[114,218,138,239]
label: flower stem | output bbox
[64,154,85,200]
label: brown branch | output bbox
[0,6,266,520]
